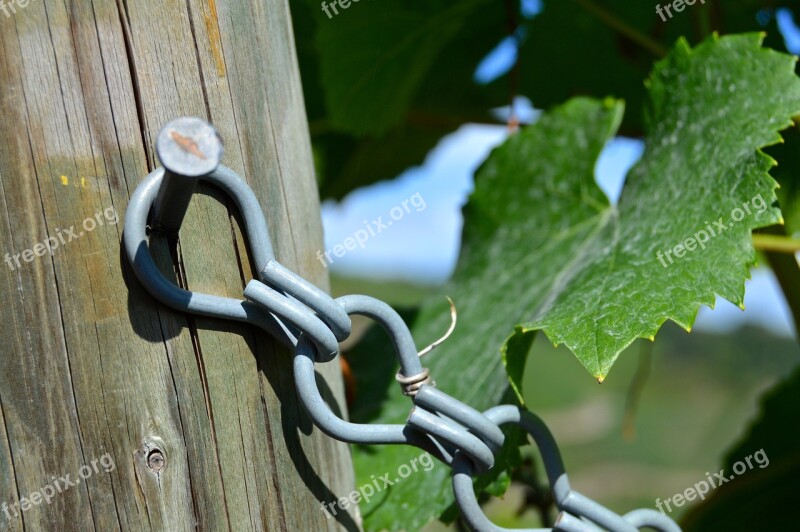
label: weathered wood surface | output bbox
[0,1,356,530]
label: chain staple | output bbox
[122,118,682,532]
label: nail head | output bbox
[156,117,223,177]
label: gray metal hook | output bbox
[123,165,293,343]
[123,117,350,348]
[121,117,682,532]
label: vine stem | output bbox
[622,342,653,442]
[503,0,521,130]
[760,226,800,337]
[752,234,800,254]
[572,0,668,57]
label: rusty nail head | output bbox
[156,117,223,177]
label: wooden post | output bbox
[0,1,356,530]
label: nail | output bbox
[152,117,224,235]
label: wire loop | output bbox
[451,406,681,532]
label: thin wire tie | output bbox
[418,296,457,358]
[396,367,433,396]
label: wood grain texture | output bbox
[0,0,357,530]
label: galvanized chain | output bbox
[123,118,682,532]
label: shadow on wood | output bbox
[0,0,356,530]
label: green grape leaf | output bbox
[292,0,511,199]
[502,328,536,406]
[309,0,500,136]
[293,0,789,199]
[498,33,799,379]
[351,33,800,530]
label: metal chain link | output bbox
[122,118,682,532]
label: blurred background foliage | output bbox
[289,1,800,529]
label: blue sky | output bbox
[319,6,800,338]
